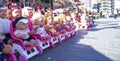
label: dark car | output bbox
[109,14,115,18]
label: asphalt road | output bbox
[30,18,120,61]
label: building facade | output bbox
[99,0,115,15]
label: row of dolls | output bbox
[13,14,75,46]
[4,6,75,45]
[0,5,76,61]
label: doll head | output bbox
[33,15,44,27]
[47,16,54,25]
[22,7,33,17]
[53,16,59,25]
[54,21,60,28]
[28,9,33,17]
[13,17,28,30]
[12,9,21,19]
[0,6,7,18]
[22,8,27,18]
[34,19,40,27]
[39,17,45,26]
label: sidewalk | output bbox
[30,18,120,61]
[83,19,120,61]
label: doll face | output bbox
[34,19,44,27]
[12,9,21,19]
[34,19,40,26]
[16,22,28,30]
[28,10,33,17]
[47,17,53,25]
[39,21,43,26]
[0,9,7,18]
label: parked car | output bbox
[109,14,115,18]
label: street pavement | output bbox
[30,18,120,61]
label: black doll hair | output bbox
[13,17,27,27]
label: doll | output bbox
[47,16,60,36]
[54,16,66,33]
[13,17,37,46]
[0,42,12,61]
[64,12,75,31]
[0,5,12,61]
[0,6,13,45]
[33,16,51,40]
[0,21,12,61]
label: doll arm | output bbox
[44,25,50,30]
[2,44,12,54]
[33,25,39,31]
[14,31,25,39]
[29,31,35,35]
[14,33,25,39]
